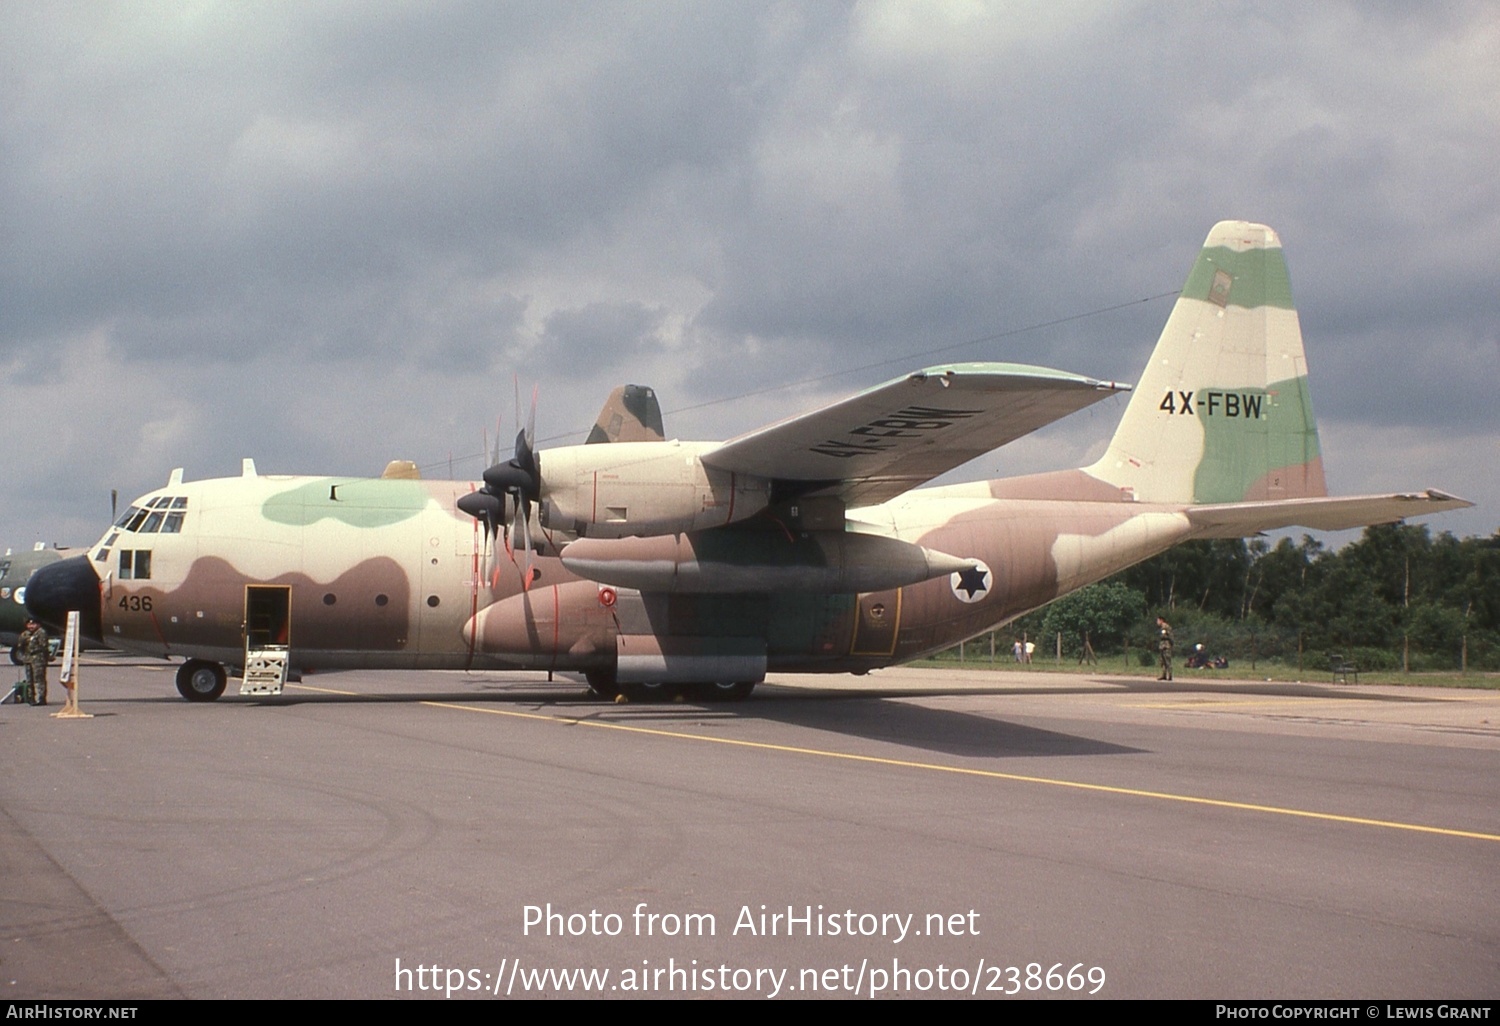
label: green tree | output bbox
[1039,582,1146,660]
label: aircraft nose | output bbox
[25,555,103,642]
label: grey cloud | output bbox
[2,2,1497,545]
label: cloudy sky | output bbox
[4,1,1497,551]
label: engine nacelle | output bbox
[560,530,976,593]
[538,441,772,539]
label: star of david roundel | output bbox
[949,559,992,603]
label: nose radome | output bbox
[24,555,103,642]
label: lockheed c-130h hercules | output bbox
[26,222,1471,702]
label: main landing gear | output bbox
[176,659,227,702]
[585,670,755,703]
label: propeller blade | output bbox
[459,383,544,592]
[519,497,536,591]
[525,384,537,459]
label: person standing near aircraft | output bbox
[1156,618,1174,682]
[18,617,48,705]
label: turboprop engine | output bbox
[538,441,774,539]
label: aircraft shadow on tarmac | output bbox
[243,676,1148,760]
[71,662,1441,760]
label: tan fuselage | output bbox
[89,470,1193,675]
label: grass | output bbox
[907,654,1500,690]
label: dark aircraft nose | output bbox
[25,555,103,642]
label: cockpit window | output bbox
[117,498,189,533]
[0,560,9,582]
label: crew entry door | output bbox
[242,585,291,696]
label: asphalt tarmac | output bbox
[2,655,1496,1000]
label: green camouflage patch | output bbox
[262,478,431,528]
[1179,244,1295,310]
[1193,375,1321,502]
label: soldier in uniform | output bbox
[1156,617,1174,681]
[18,618,48,706]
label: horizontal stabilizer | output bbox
[1185,490,1473,537]
[706,363,1126,506]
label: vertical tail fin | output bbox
[585,384,665,444]
[1086,221,1326,505]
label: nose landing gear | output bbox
[176,659,227,701]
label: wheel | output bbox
[176,659,227,702]
[8,645,20,666]
[620,681,675,702]
[699,681,755,702]
[584,669,620,700]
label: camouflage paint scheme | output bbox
[2,545,68,661]
[27,223,1471,699]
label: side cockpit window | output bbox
[119,550,152,580]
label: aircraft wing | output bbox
[1185,490,1474,537]
[702,363,1127,506]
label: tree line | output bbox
[994,524,1500,672]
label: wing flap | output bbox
[703,363,1127,505]
[1185,490,1474,537]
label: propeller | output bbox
[457,384,541,589]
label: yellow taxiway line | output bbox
[420,700,1500,844]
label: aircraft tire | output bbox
[620,681,674,702]
[8,645,20,666]
[585,670,620,700]
[176,659,227,702]
[699,681,755,702]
